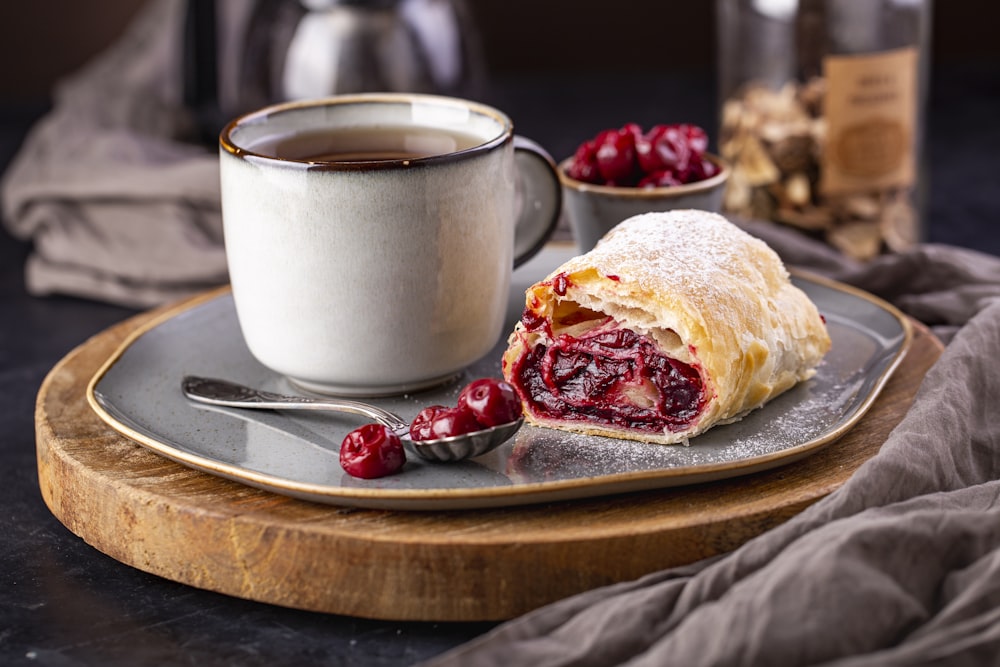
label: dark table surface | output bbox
[2,63,999,666]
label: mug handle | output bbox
[512,136,563,268]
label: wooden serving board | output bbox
[36,294,943,622]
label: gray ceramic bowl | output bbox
[559,153,730,252]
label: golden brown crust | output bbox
[502,210,831,444]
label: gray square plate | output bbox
[89,246,912,510]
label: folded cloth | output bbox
[0,0,253,308]
[423,224,1000,666]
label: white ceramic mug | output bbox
[219,93,562,396]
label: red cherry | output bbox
[566,139,601,183]
[409,405,449,441]
[634,135,658,173]
[635,125,665,172]
[340,423,405,479]
[620,122,643,141]
[567,122,714,187]
[638,169,683,189]
[677,123,708,156]
[457,378,522,427]
[651,125,692,173]
[425,406,482,439]
[595,127,637,184]
[691,157,720,181]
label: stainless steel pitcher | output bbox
[238,0,485,110]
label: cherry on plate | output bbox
[340,423,406,479]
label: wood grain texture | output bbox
[36,293,943,621]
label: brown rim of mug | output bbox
[557,153,730,197]
[219,93,513,171]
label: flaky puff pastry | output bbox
[501,210,831,444]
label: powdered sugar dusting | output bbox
[557,210,785,297]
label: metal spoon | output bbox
[181,376,522,462]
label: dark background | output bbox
[3,1,999,254]
[1,1,999,104]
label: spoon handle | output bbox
[181,376,410,434]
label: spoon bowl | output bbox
[181,376,523,462]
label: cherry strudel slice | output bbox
[501,210,831,445]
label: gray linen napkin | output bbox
[423,222,1000,666]
[0,0,252,308]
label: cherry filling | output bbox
[513,319,706,433]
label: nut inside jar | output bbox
[720,78,920,261]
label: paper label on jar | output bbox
[820,47,917,196]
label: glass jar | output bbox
[716,0,932,260]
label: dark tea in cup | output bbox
[247,125,484,163]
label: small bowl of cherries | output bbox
[559,122,729,252]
